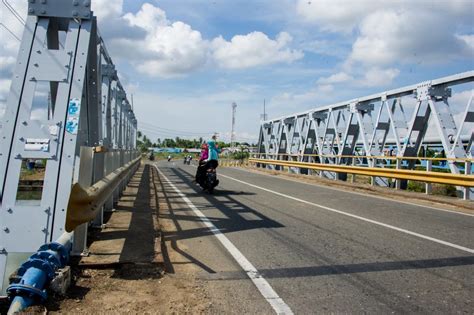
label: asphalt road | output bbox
[155,160,474,314]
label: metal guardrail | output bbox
[249,158,474,188]
[220,159,250,167]
[252,153,473,162]
[65,156,141,232]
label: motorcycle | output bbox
[197,161,219,193]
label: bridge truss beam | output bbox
[257,71,473,195]
[0,1,138,293]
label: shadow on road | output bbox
[163,167,284,242]
[80,164,163,280]
[154,165,285,274]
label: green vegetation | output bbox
[137,130,255,153]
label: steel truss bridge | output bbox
[255,71,474,198]
[0,0,139,305]
[0,1,472,313]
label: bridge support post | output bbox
[395,159,402,190]
[464,161,471,200]
[426,160,432,195]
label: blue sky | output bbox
[1,0,473,143]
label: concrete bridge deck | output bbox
[38,161,473,314]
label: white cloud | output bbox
[457,34,474,54]
[317,72,353,84]
[107,3,303,77]
[359,67,400,87]
[349,10,472,66]
[92,0,123,20]
[450,89,473,113]
[296,0,374,33]
[211,31,303,69]
[300,39,349,58]
[296,0,473,33]
[113,3,208,78]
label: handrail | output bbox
[251,153,473,162]
[65,156,141,232]
[249,158,474,187]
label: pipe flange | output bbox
[7,283,47,301]
[30,251,62,270]
[38,242,69,267]
[17,258,55,280]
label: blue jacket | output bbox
[207,139,220,160]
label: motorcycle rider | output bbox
[203,134,220,189]
[195,142,208,184]
[206,134,220,170]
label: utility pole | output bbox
[231,102,237,148]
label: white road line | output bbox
[154,165,294,315]
[218,173,474,254]
[227,167,474,217]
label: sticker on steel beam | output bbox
[66,98,81,135]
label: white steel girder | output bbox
[258,71,474,190]
[0,2,138,293]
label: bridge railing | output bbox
[257,71,474,199]
[249,154,473,199]
[0,1,139,295]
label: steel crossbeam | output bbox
[257,71,474,196]
[0,1,138,293]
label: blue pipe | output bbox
[6,233,72,314]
